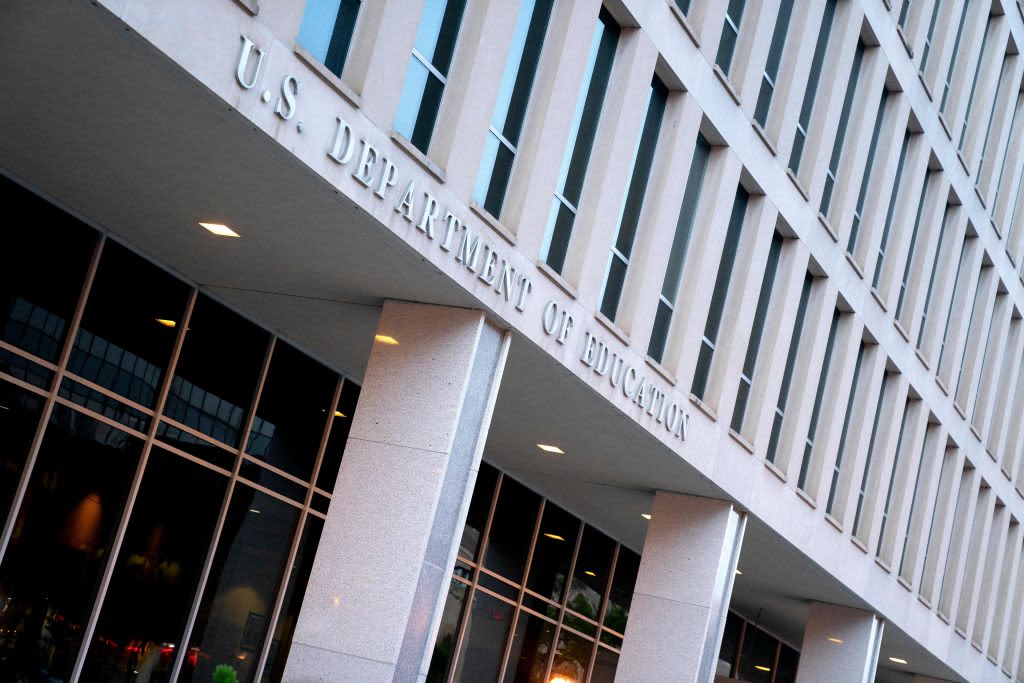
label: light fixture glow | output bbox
[754,665,771,672]
[248,508,261,514]
[199,222,240,237]
[888,657,908,665]
[584,570,596,577]
[548,676,575,683]
[0,405,8,411]
[155,318,177,328]
[543,533,566,541]
[641,513,652,520]
[537,444,564,454]
[827,637,844,644]
[374,334,399,345]
[332,595,341,606]
[735,569,742,575]
[334,410,346,418]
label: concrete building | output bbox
[0,0,1022,681]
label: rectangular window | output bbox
[871,131,912,290]
[992,93,1023,224]
[788,0,838,174]
[976,54,1010,182]
[731,232,784,433]
[826,342,867,515]
[600,78,669,321]
[820,42,866,217]
[540,10,620,273]
[939,0,973,115]
[916,203,953,349]
[472,0,554,217]
[798,309,841,489]
[937,237,970,367]
[754,0,796,126]
[847,91,889,255]
[394,0,469,154]
[676,0,692,15]
[298,0,362,78]
[957,17,994,150]
[853,370,890,536]
[876,398,912,554]
[897,424,939,577]
[895,170,935,320]
[919,0,942,72]
[897,0,912,28]
[766,273,814,464]
[716,0,747,75]
[648,136,712,363]
[952,268,989,399]
[692,187,749,399]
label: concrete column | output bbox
[795,603,884,683]
[615,492,745,682]
[282,301,509,682]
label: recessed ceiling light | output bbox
[641,513,652,520]
[0,405,8,411]
[543,533,565,541]
[375,334,399,345]
[735,569,742,575]
[584,570,596,577]
[827,637,844,644]
[888,657,908,665]
[155,318,177,328]
[754,665,771,672]
[249,508,261,514]
[537,444,563,454]
[334,410,346,418]
[199,222,240,237]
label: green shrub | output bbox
[213,664,238,683]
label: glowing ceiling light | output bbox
[754,665,771,672]
[334,410,346,418]
[155,318,177,328]
[199,222,240,237]
[375,334,399,345]
[888,657,908,665]
[543,533,566,541]
[537,444,564,454]
[584,570,596,577]
[827,637,844,644]
[641,513,652,520]
[735,569,743,575]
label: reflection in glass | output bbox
[527,503,579,604]
[775,643,799,683]
[180,487,300,683]
[68,240,190,409]
[165,294,269,449]
[0,404,141,683]
[502,611,555,683]
[603,549,638,635]
[59,376,151,433]
[589,646,618,683]
[737,624,778,683]
[156,420,237,471]
[246,341,336,481]
[260,516,325,682]
[0,175,96,365]
[0,379,44,533]
[551,628,593,683]
[426,578,470,683]
[483,476,541,583]
[297,0,361,78]
[315,379,360,492]
[81,447,228,681]
[459,463,498,561]
[567,526,614,622]
[717,611,743,676]
[452,590,514,681]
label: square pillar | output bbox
[795,603,884,683]
[283,301,508,681]
[615,492,746,682]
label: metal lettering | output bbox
[456,228,482,272]
[543,300,561,336]
[328,117,356,164]
[353,139,377,187]
[581,332,598,366]
[275,76,299,120]
[514,277,532,312]
[236,35,265,89]
[375,157,398,199]
[440,212,460,251]
[395,180,415,221]
[495,260,517,302]
[417,193,440,238]
[622,366,638,398]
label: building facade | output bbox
[0,0,1023,681]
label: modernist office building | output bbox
[0,0,1023,681]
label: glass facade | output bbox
[427,462,641,683]
[716,611,800,682]
[298,0,362,78]
[0,174,360,683]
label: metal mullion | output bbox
[252,376,344,683]
[311,486,333,498]
[734,618,747,676]
[445,472,504,683]
[234,477,308,510]
[586,543,619,681]
[552,191,579,215]
[71,288,198,682]
[0,233,104,562]
[0,369,51,398]
[496,498,546,681]
[49,395,150,441]
[411,47,447,84]
[543,519,585,682]
[0,339,59,371]
[489,125,518,155]
[769,639,782,683]
[145,439,232,477]
[610,246,629,267]
[169,335,278,681]
[240,451,319,488]
[61,369,158,416]
[157,414,239,456]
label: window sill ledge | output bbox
[535,260,578,300]
[391,130,447,184]
[765,460,788,485]
[751,120,777,157]
[669,4,700,48]
[794,486,816,508]
[689,393,718,422]
[914,347,930,370]
[896,26,914,59]
[917,71,933,101]
[595,311,631,346]
[850,536,869,554]
[233,0,258,15]
[645,356,678,385]
[844,251,865,279]
[874,556,892,574]
[728,428,755,454]
[786,167,809,201]
[869,286,888,312]
[712,65,742,106]
[935,375,949,397]
[295,45,361,109]
[817,211,838,242]
[824,514,843,533]
[470,202,517,247]
[938,113,953,141]
[893,318,910,342]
